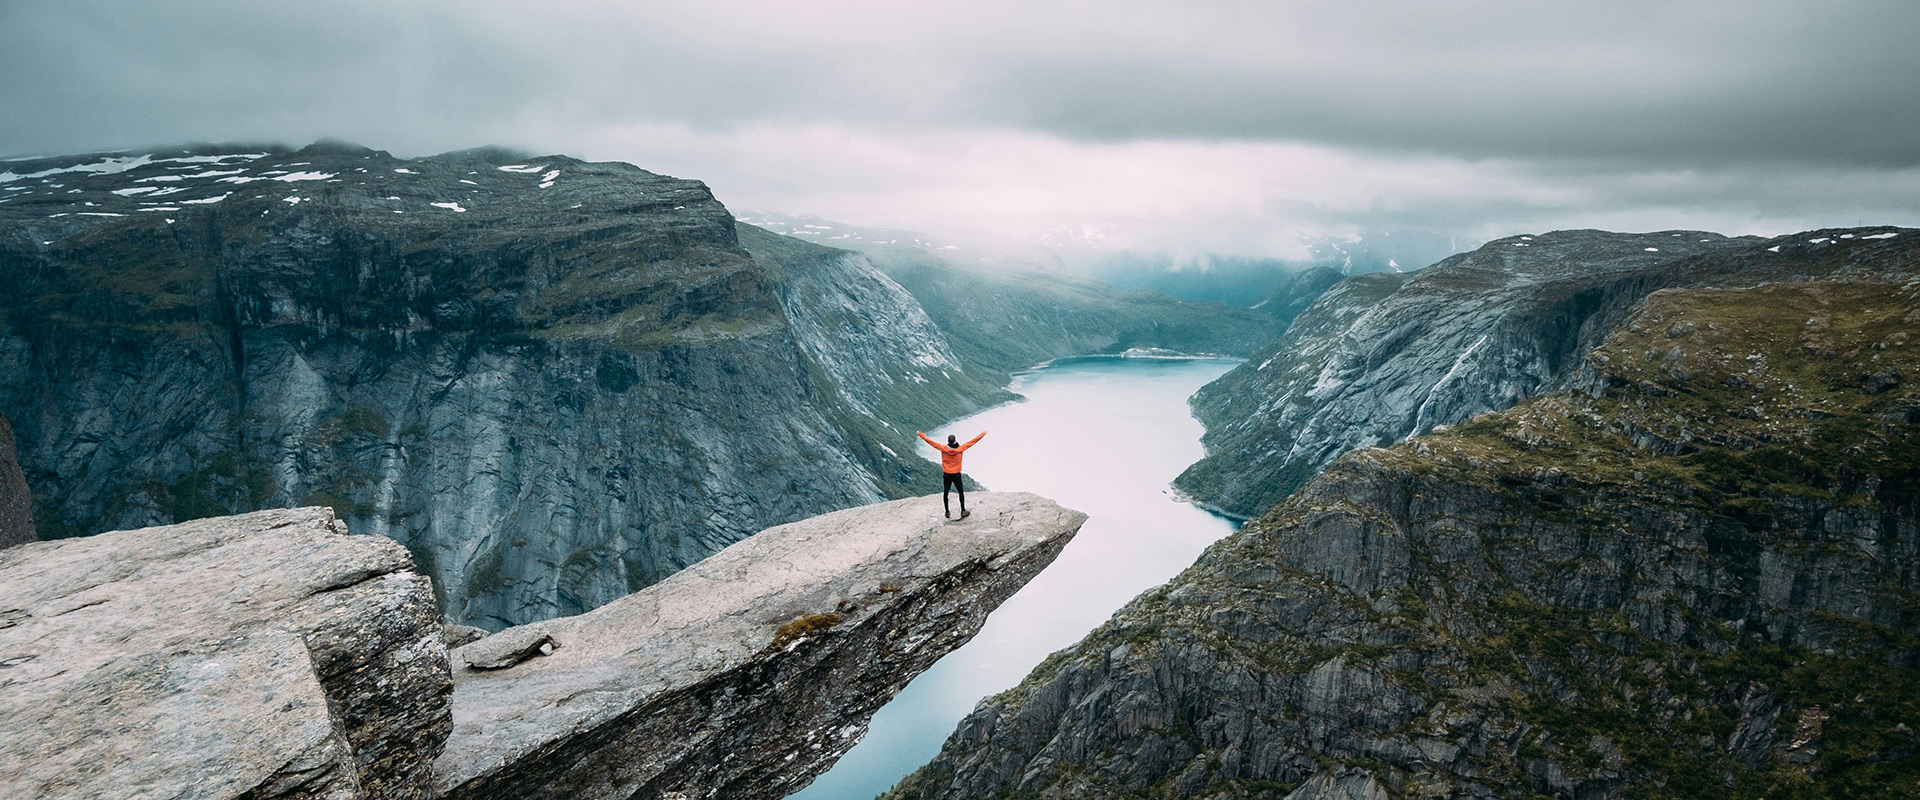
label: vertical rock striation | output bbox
[0,142,999,628]
[0,412,31,547]
[736,223,1014,430]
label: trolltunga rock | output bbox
[434,491,1085,800]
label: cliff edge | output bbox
[0,412,31,547]
[0,492,1084,800]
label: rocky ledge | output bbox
[435,491,1084,800]
[0,507,448,800]
[0,492,1083,800]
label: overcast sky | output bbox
[4,0,1917,259]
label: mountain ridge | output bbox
[1173,227,1919,519]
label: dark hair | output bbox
[947,434,958,447]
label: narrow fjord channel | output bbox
[789,356,1243,799]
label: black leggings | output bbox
[942,472,966,515]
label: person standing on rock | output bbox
[917,430,986,519]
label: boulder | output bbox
[0,507,450,800]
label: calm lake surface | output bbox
[788,355,1242,800]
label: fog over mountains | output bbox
[4,2,1916,259]
[743,211,1453,308]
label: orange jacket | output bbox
[919,431,985,474]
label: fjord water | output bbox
[789,356,1242,800]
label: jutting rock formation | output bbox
[0,492,1085,800]
[436,491,1084,800]
[887,255,1920,798]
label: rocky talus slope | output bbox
[0,411,31,547]
[888,274,1920,798]
[1173,228,1920,518]
[0,493,1084,800]
[0,142,998,628]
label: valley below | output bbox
[3,140,1919,800]
[888,230,1920,800]
[792,355,1242,799]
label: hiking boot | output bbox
[960,509,970,519]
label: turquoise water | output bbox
[788,356,1242,799]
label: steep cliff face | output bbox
[0,142,992,628]
[1172,229,1920,519]
[888,271,1920,798]
[737,224,1015,429]
[0,412,31,547]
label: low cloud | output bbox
[3,0,1916,259]
[554,122,1920,259]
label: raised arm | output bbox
[958,431,987,451]
[916,431,943,450]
